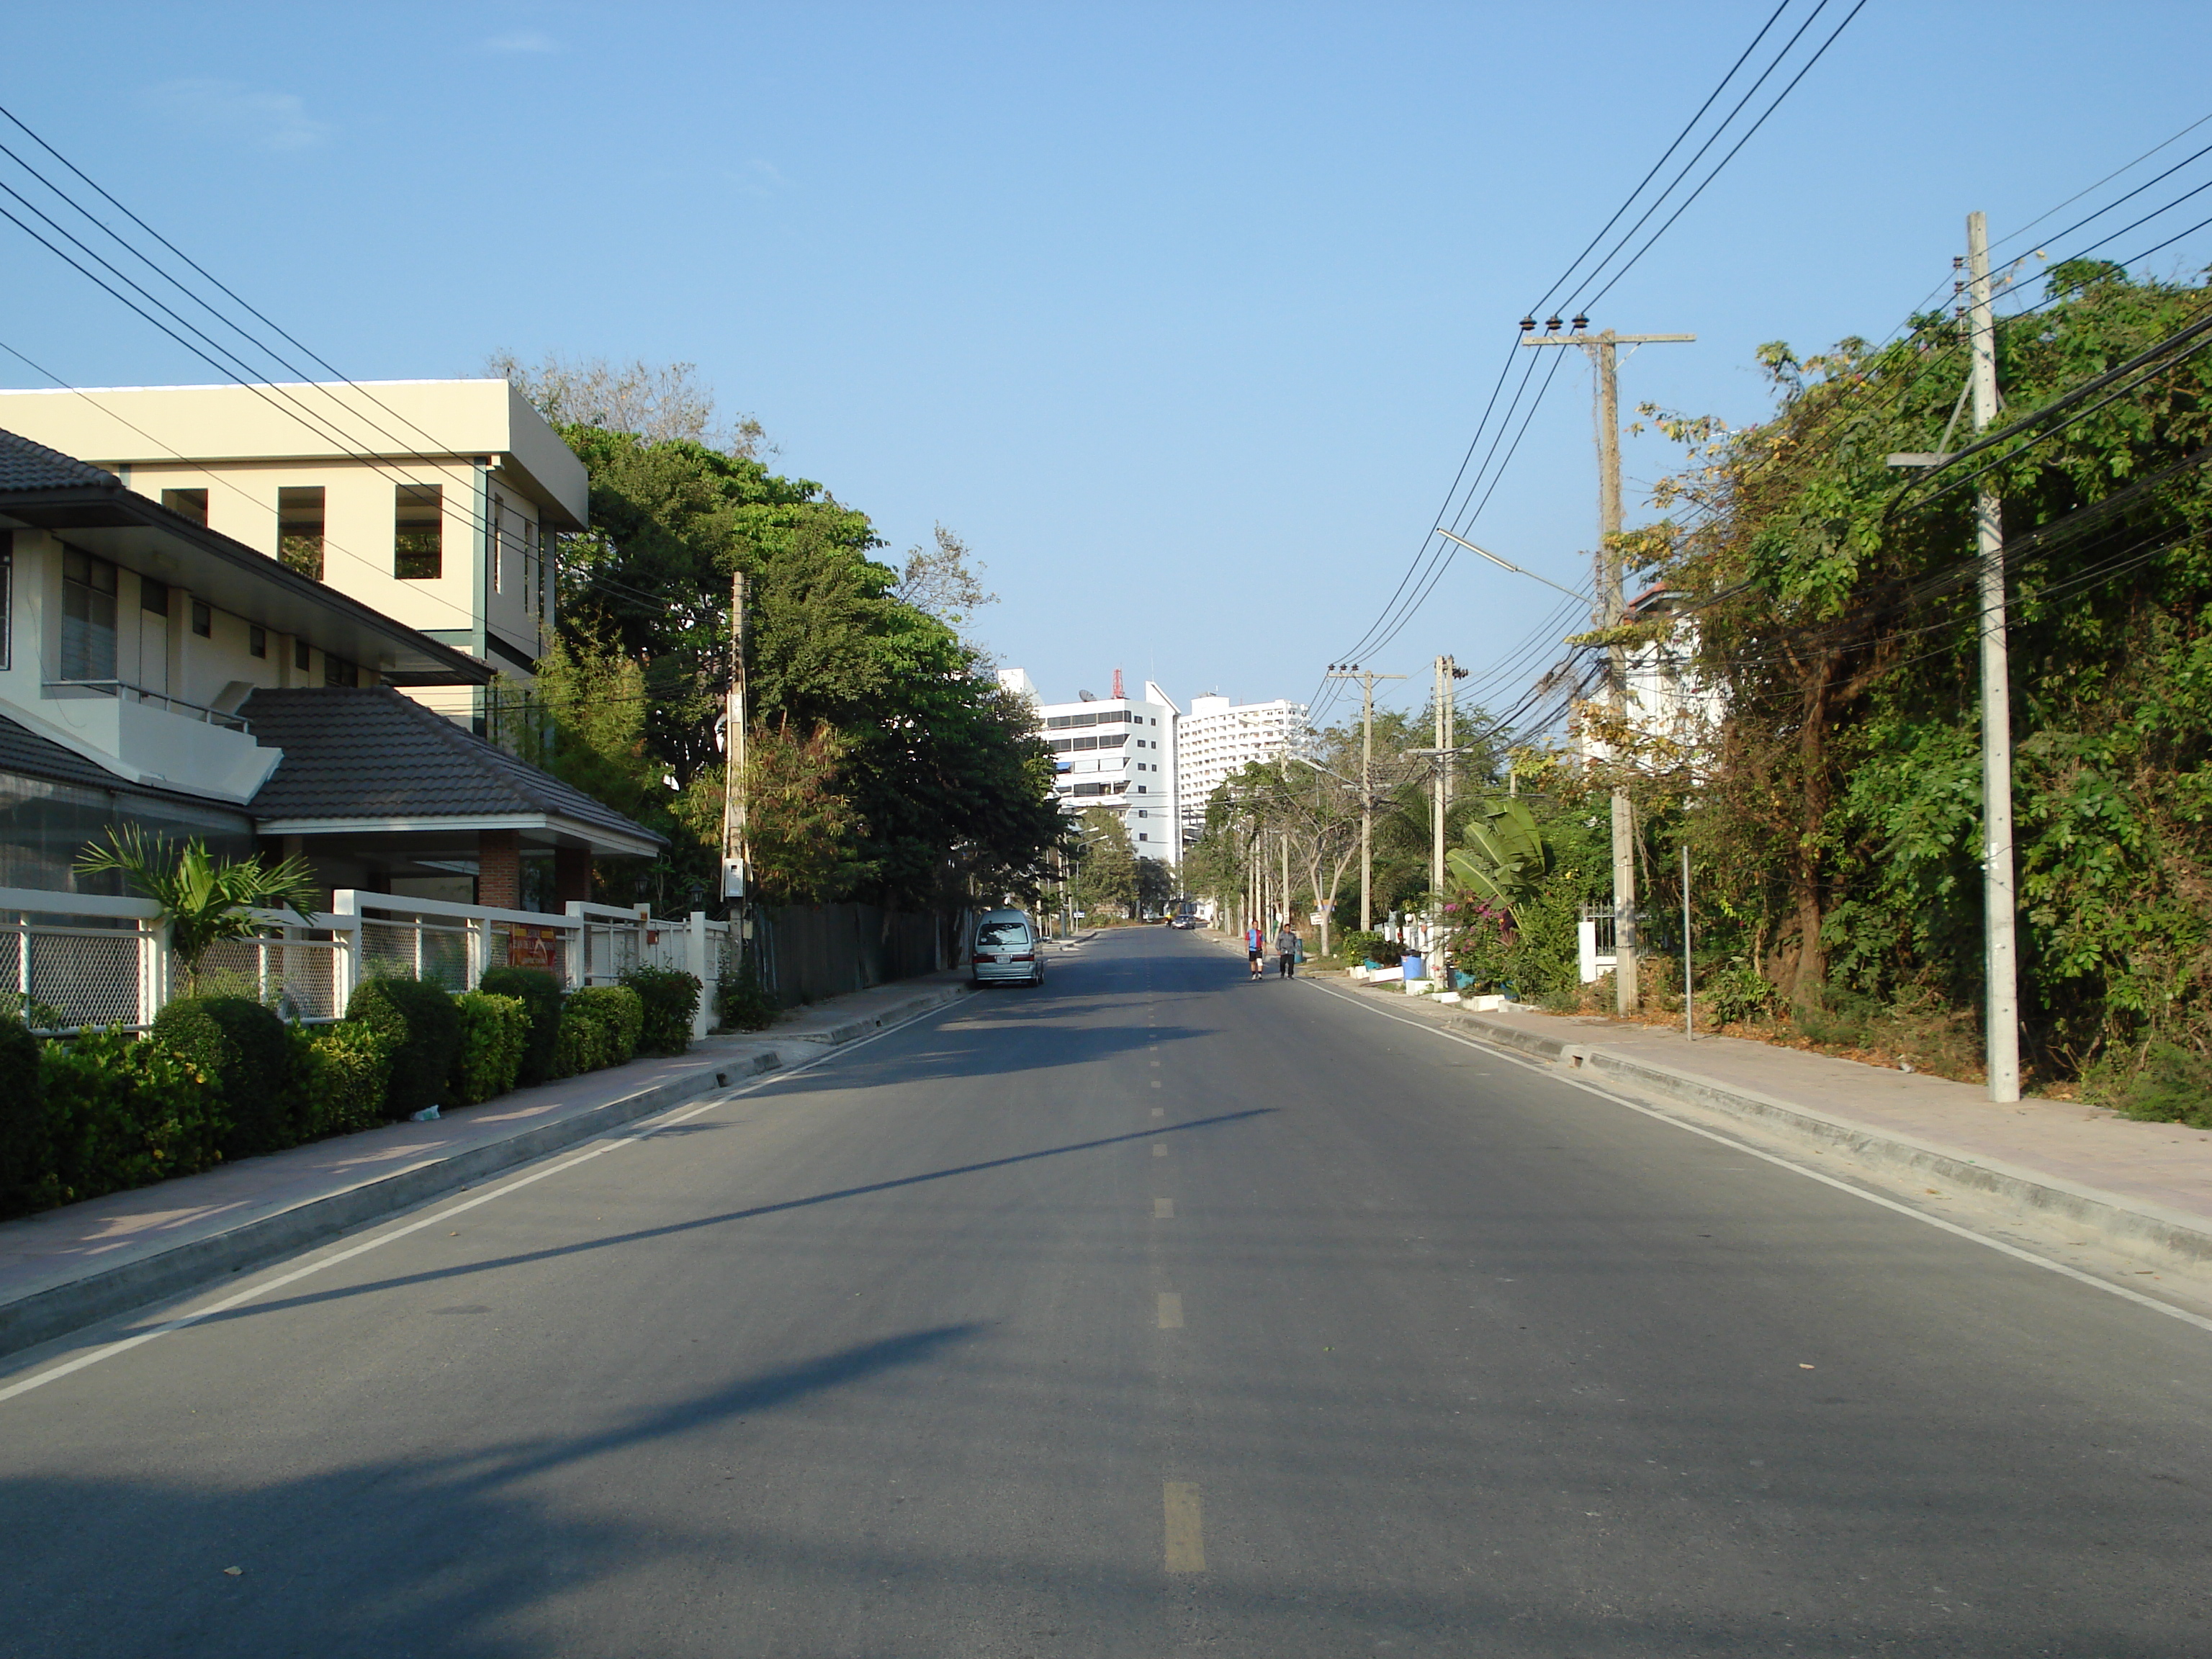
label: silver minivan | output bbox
[971,908,1044,987]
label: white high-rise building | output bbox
[1177,693,1309,845]
[997,669,1182,863]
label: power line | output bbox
[1315,1,1864,725]
[1563,0,1848,313]
[1579,0,1869,314]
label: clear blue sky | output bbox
[5,3,2208,729]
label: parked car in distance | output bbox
[971,909,1044,986]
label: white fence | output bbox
[0,886,737,1043]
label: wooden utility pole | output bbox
[1326,665,1406,931]
[720,567,750,905]
[1968,211,2021,1102]
[1524,322,1694,1014]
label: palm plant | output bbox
[1444,797,1551,930]
[75,827,322,991]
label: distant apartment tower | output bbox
[998,668,1182,863]
[0,379,585,732]
[1177,693,1309,845]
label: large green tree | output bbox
[509,403,1064,911]
[1633,261,2212,1069]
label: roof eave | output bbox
[0,485,492,685]
[253,810,665,858]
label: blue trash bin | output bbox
[1401,952,1424,981]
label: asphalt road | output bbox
[5,927,2211,1657]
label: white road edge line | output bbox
[0,994,968,1405]
[1305,979,2212,1339]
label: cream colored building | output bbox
[0,379,585,731]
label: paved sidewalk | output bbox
[1328,972,2212,1272]
[0,971,971,1358]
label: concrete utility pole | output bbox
[720,566,750,905]
[1326,665,1406,931]
[1524,322,1694,1015]
[1432,655,1448,910]
[1408,655,1471,950]
[1968,212,2022,1102]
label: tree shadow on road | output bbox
[179,1110,1277,1330]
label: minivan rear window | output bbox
[976,922,1030,948]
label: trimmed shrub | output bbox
[343,976,462,1118]
[620,966,701,1058]
[451,992,529,1106]
[554,985,644,1076]
[151,994,295,1157]
[0,1015,46,1216]
[287,1021,395,1139]
[36,1029,226,1208]
[1341,930,1401,967]
[716,960,775,1031]
[478,966,563,1087]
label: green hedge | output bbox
[344,976,462,1118]
[35,1028,226,1211]
[478,966,562,1087]
[151,995,295,1157]
[554,985,644,1075]
[0,1015,44,1214]
[0,962,696,1221]
[715,961,775,1032]
[620,966,700,1057]
[451,992,529,1106]
[288,1021,394,1139]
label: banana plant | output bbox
[1444,796,1550,927]
[75,826,321,992]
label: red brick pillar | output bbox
[554,845,592,907]
[477,830,521,911]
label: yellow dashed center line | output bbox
[1157,1292,1184,1328]
[1164,1483,1205,1572]
[1154,1197,1174,1218]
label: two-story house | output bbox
[0,378,580,734]
[0,427,658,909]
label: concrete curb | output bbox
[1357,984,2212,1276]
[0,981,969,1361]
[778,984,978,1046]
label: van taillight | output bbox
[1009,953,1034,962]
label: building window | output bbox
[249,624,266,659]
[140,577,169,617]
[161,487,208,526]
[192,598,212,638]
[395,484,442,580]
[279,486,325,581]
[324,654,356,688]
[61,547,118,681]
[295,638,310,671]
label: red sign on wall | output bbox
[505,925,560,973]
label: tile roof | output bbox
[0,427,125,494]
[240,687,663,848]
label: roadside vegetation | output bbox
[485,355,1067,917]
[1184,263,2212,1111]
